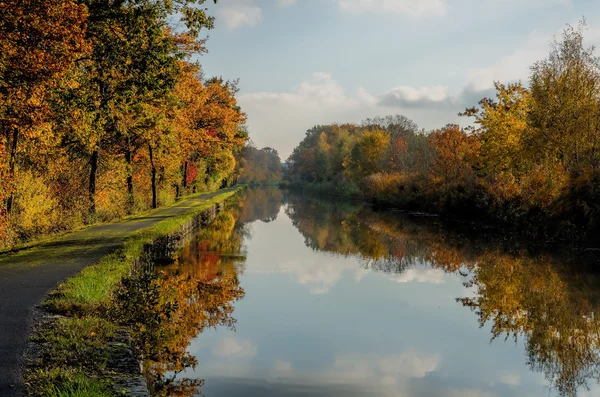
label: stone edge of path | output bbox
[24,307,150,396]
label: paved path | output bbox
[0,188,237,396]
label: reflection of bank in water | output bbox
[115,197,251,397]
[285,191,600,397]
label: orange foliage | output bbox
[429,124,480,186]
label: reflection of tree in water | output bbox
[286,192,600,396]
[115,207,247,396]
[114,189,286,396]
[237,187,283,223]
[460,254,600,397]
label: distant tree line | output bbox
[0,0,250,247]
[285,22,600,238]
[238,145,282,185]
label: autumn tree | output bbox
[529,20,600,172]
[462,82,532,177]
[61,0,220,214]
[347,129,390,182]
[0,0,88,214]
[429,124,479,187]
[173,64,247,196]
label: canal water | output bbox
[140,188,600,397]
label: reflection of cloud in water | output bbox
[249,255,360,294]
[498,373,521,386]
[579,382,600,397]
[384,267,447,284]
[443,389,500,397]
[332,351,440,382]
[199,350,443,397]
[213,336,258,358]
[197,350,523,397]
[249,255,451,294]
[199,377,520,397]
[273,359,293,374]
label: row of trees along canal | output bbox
[0,0,283,248]
[284,22,600,240]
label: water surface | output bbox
[144,188,600,397]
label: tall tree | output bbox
[0,0,88,213]
[461,82,533,177]
[173,67,246,194]
[529,20,600,171]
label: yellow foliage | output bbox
[12,171,57,238]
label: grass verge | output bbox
[24,187,243,396]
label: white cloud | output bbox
[465,24,600,92]
[380,85,451,108]
[216,5,262,30]
[278,0,297,6]
[241,72,358,110]
[239,23,600,158]
[338,0,447,17]
[464,31,548,92]
[499,373,521,386]
[213,337,258,358]
[491,0,571,7]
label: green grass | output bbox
[27,370,113,397]
[30,316,116,368]
[25,316,117,396]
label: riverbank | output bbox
[0,187,242,396]
[283,181,600,246]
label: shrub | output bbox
[12,171,57,239]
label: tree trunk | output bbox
[182,161,188,189]
[125,140,134,213]
[149,144,157,209]
[6,128,19,215]
[89,149,99,216]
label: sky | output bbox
[196,0,600,159]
